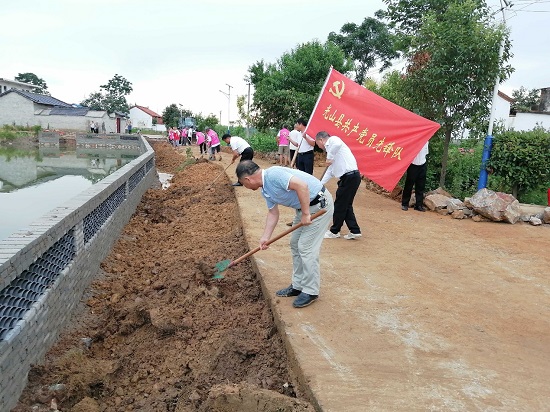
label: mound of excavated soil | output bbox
[13,141,312,411]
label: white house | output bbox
[0,89,127,132]
[0,77,39,94]
[129,105,165,132]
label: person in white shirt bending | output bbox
[221,133,254,186]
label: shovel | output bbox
[207,162,233,189]
[212,208,327,279]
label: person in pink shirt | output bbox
[205,128,221,160]
[277,125,290,166]
[168,127,178,147]
[195,131,207,155]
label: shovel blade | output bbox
[212,259,231,279]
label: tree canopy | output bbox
[15,72,49,95]
[511,87,540,113]
[328,17,399,85]
[162,104,181,129]
[248,40,353,130]
[378,0,513,188]
[81,74,133,114]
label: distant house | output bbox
[508,87,550,131]
[0,77,39,94]
[0,89,126,132]
[129,105,165,132]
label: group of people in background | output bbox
[168,126,194,147]
[275,119,312,174]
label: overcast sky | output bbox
[2,0,548,124]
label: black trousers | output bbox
[330,171,362,235]
[401,162,427,207]
[240,147,254,161]
[297,151,314,175]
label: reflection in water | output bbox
[0,143,141,240]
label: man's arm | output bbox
[231,149,239,163]
[303,133,315,148]
[288,176,312,225]
[260,205,280,249]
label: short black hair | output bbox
[236,160,260,180]
[296,118,308,127]
[222,133,231,140]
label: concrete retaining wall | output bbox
[0,135,157,410]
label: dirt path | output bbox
[232,151,550,411]
[14,142,313,412]
[13,140,550,411]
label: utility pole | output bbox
[219,83,233,133]
[226,83,233,133]
[246,82,251,139]
[478,0,511,190]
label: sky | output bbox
[1,0,549,125]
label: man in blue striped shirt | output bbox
[236,161,334,308]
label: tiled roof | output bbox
[498,90,514,103]
[49,107,89,116]
[132,105,161,118]
[0,89,72,107]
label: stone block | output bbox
[424,194,451,211]
[465,188,521,224]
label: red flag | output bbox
[306,68,440,191]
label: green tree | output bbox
[487,128,550,200]
[511,87,540,113]
[14,72,49,95]
[195,113,219,131]
[81,74,133,114]
[162,104,181,128]
[328,17,399,85]
[248,40,353,130]
[380,0,512,188]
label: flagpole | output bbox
[304,67,333,137]
[291,67,333,168]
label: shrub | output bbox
[487,128,550,201]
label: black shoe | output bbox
[276,285,301,297]
[401,205,408,211]
[293,292,318,308]
[414,205,426,212]
[231,182,243,186]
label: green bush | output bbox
[246,132,278,153]
[444,144,483,200]
[487,128,550,201]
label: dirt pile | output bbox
[14,141,311,411]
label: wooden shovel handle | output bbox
[229,208,327,268]
[208,162,233,187]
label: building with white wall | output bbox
[129,105,165,132]
[0,78,39,94]
[0,89,126,132]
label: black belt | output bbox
[341,170,359,177]
[309,186,326,206]
[298,151,313,155]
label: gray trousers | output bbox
[290,190,334,295]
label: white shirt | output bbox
[288,130,300,151]
[412,141,429,165]
[297,131,314,153]
[229,136,250,154]
[320,135,358,185]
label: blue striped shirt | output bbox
[261,167,324,210]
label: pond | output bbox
[0,144,141,240]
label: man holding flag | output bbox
[316,131,362,240]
